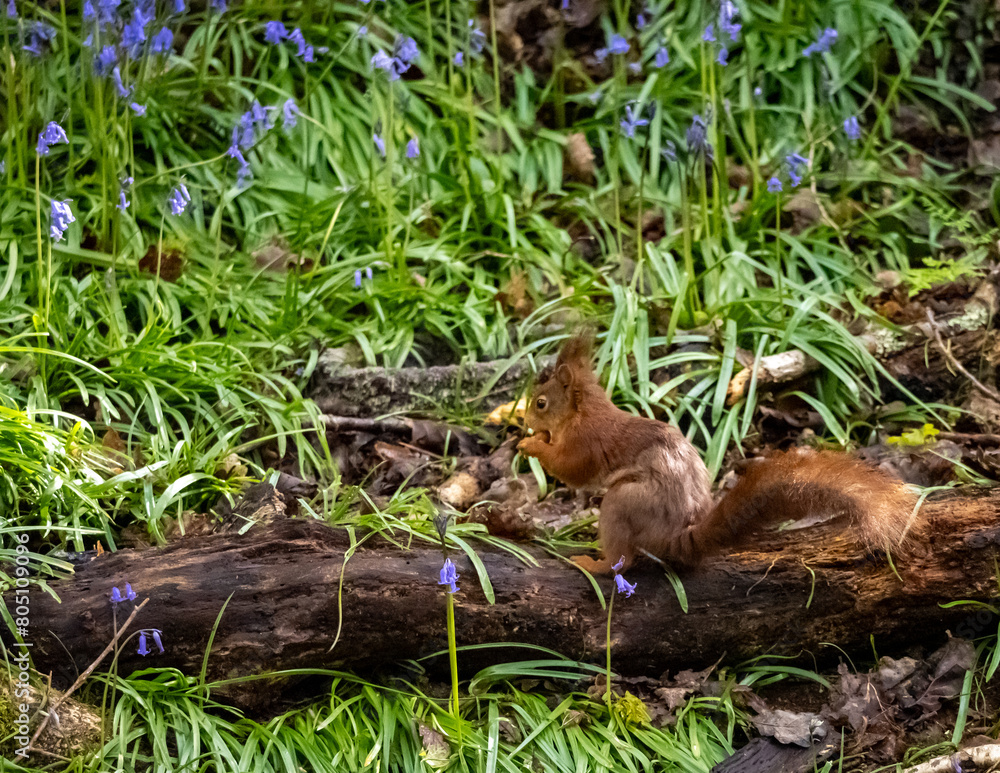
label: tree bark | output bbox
[10,488,1000,710]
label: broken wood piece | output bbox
[902,744,1000,773]
[7,487,1000,714]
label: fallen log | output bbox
[9,487,1000,711]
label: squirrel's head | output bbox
[524,332,595,439]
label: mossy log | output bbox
[8,487,1000,711]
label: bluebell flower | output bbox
[628,61,641,74]
[844,115,861,141]
[371,50,397,79]
[50,199,75,241]
[406,137,419,158]
[125,582,137,600]
[785,152,808,186]
[620,104,649,138]
[754,86,763,97]
[615,573,636,597]
[24,22,57,58]
[373,132,386,158]
[469,20,486,55]
[137,630,164,655]
[112,67,133,98]
[94,45,117,76]
[610,557,635,597]
[110,585,125,604]
[264,20,287,44]
[654,46,670,68]
[661,140,677,162]
[130,102,146,116]
[117,176,133,211]
[636,4,650,29]
[210,0,226,13]
[167,183,191,215]
[83,34,93,48]
[357,25,367,36]
[395,35,419,65]
[250,100,273,129]
[226,144,251,186]
[767,176,782,193]
[82,0,94,19]
[594,47,609,63]
[702,24,716,42]
[288,28,314,61]
[718,0,740,42]
[716,47,728,65]
[0,161,6,175]
[172,0,185,13]
[36,122,69,156]
[803,27,838,56]
[282,99,299,130]
[438,558,460,594]
[97,0,120,25]
[686,114,712,158]
[151,27,173,54]
[366,267,373,280]
[7,0,16,18]
[121,8,151,55]
[354,269,362,288]
[561,0,569,9]
[588,90,602,103]
[608,34,629,55]
[453,51,464,66]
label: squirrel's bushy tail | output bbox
[677,450,919,561]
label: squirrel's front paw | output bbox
[571,555,614,574]
[517,433,549,456]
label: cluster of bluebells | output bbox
[167,183,191,215]
[263,21,317,61]
[767,153,809,193]
[225,99,298,186]
[454,20,486,66]
[611,557,636,597]
[438,558,459,594]
[137,628,165,656]
[36,121,68,156]
[50,199,76,241]
[371,35,419,81]
[702,0,740,66]
[110,582,137,604]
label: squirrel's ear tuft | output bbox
[555,330,595,369]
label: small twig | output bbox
[27,598,148,753]
[925,309,1000,403]
[937,431,1000,446]
[310,415,412,434]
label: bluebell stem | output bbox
[151,27,173,54]
[373,133,386,158]
[620,105,649,138]
[95,45,117,76]
[167,183,191,215]
[803,27,838,56]
[654,46,670,68]
[23,22,57,58]
[453,51,464,66]
[282,99,299,130]
[406,137,420,158]
[438,558,460,594]
[844,116,861,141]
[767,176,782,193]
[264,20,287,44]
[36,122,68,156]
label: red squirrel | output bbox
[516,334,918,572]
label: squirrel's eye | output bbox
[536,397,547,410]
